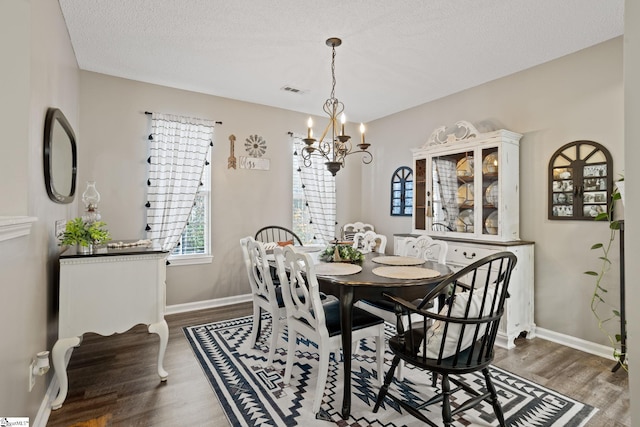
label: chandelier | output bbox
[301,37,373,176]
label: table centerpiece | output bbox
[319,242,364,263]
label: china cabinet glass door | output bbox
[429,146,501,237]
[430,150,474,234]
[481,147,499,237]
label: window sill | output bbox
[0,216,37,243]
[167,254,213,266]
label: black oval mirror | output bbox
[44,108,77,204]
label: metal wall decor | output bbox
[240,134,270,170]
[548,140,613,220]
[245,134,267,157]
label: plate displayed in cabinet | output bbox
[482,152,499,174]
[457,183,474,206]
[485,182,499,206]
[456,209,474,233]
[485,211,499,234]
[456,156,474,177]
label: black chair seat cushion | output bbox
[322,300,384,337]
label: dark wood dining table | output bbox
[316,253,453,419]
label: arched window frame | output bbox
[390,166,413,216]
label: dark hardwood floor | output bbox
[46,302,629,426]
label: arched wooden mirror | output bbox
[44,108,77,204]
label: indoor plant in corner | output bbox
[585,176,625,370]
[59,217,111,254]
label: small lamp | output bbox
[82,181,101,222]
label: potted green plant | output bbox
[585,175,625,370]
[59,217,111,254]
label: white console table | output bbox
[51,246,169,410]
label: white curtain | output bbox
[293,135,336,244]
[432,158,459,229]
[146,113,214,251]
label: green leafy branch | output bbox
[584,187,626,370]
[58,217,111,247]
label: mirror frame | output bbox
[43,107,77,204]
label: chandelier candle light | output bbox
[302,37,373,176]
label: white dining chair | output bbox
[400,235,448,264]
[273,245,385,414]
[352,230,387,254]
[342,221,375,241]
[240,236,286,366]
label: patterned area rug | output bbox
[183,315,597,427]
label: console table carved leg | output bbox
[50,336,82,410]
[148,319,169,380]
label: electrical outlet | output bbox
[29,359,36,392]
[55,219,66,239]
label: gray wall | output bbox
[365,37,624,347]
[78,72,361,306]
[624,1,639,423]
[0,0,80,418]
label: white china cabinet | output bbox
[403,121,535,349]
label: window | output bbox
[170,151,211,264]
[146,112,214,266]
[292,135,336,244]
[292,170,314,244]
[390,166,413,216]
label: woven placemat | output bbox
[372,266,441,279]
[371,256,425,266]
[314,263,363,276]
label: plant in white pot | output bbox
[59,217,111,254]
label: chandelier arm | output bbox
[340,149,374,164]
[302,141,333,163]
[360,151,373,165]
[300,149,314,167]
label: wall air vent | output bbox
[281,85,306,94]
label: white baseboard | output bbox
[535,327,616,361]
[164,293,252,315]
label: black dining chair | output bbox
[255,225,303,246]
[255,226,303,285]
[373,251,518,427]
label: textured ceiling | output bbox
[59,0,624,123]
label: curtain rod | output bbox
[144,111,222,125]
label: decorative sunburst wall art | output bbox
[240,134,270,170]
[245,134,267,157]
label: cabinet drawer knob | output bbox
[463,251,476,259]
